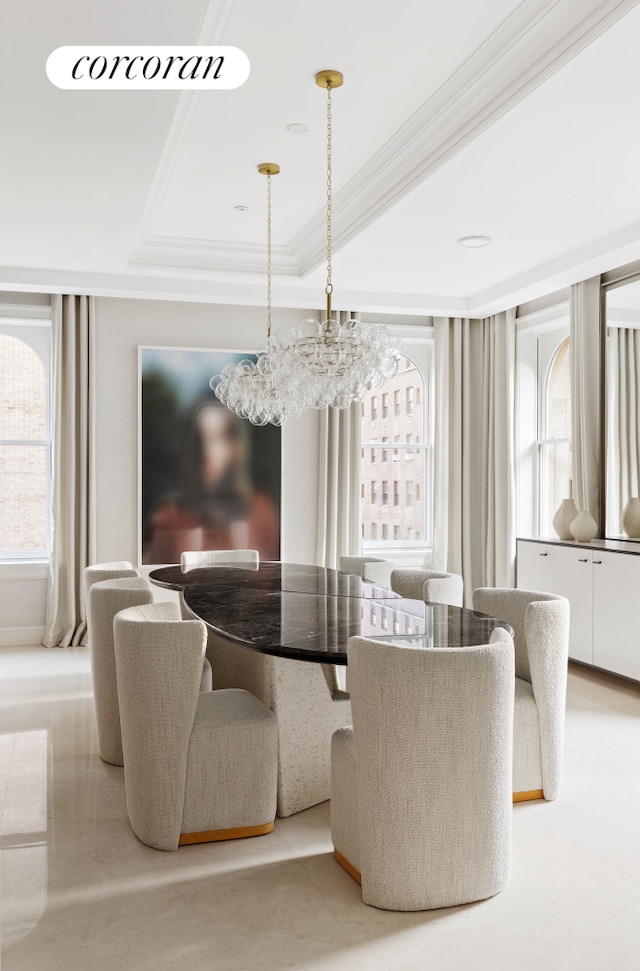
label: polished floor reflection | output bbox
[1,645,640,971]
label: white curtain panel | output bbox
[43,295,96,647]
[315,314,362,568]
[607,326,640,532]
[432,311,516,602]
[570,276,602,525]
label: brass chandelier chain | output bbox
[266,171,272,339]
[325,79,333,323]
[257,162,280,340]
[315,69,342,327]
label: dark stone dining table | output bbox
[149,562,513,665]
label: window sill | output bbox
[0,560,49,580]
[362,547,433,568]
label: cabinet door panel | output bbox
[550,546,593,664]
[592,552,640,680]
[516,541,553,592]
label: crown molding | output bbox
[516,303,570,334]
[291,0,640,276]
[0,302,51,321]
[0,264,465,315]
[466,218,640,317]
[607,309,640,327]
[0,264,319,310]
[602,258,640,289]
[4,213,640,316]
[129,235,300,276]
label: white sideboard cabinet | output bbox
[517,538,640,681]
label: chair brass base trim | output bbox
[179,820,274,845]
[513,789,544,803]
[334,848,362,885]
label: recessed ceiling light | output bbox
[285,123,308,135]
[233,205,249,212]
[457,235,492,248]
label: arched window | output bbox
[0,333,49,556]
[538,337,572,535]
[361,350,432,549]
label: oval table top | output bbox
[149,562,513,666]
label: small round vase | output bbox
[622,497,640,539]
[553,498,578,540]
[569,510,598,543]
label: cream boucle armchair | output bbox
[180,551,351,816]
[180,549,259,569]
[331,629,514,911]
[472,587,570,802]
[390,568,464,606]
[209,636,352,817]
[87,577,154,765]
[114,601,277,851]
[337,555,395,588]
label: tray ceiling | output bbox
[2,0,640,315]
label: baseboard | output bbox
[0,626,45,647]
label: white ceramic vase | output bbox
[569,510,598,543]
[622,497,640,539]
[552,498,578,540]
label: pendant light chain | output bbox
[266,171,272,340]
[325,80,333,325]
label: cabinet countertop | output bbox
[517,537,640,555]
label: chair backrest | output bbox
[347,629,514,911]
[85,561,138,592]
[472,587,569,801]
[338,556,394,587]
[338,555,384,576]
[391,568,464,607]
[88,577,153,765]
[472,587,568,683]
[423,573,463,607]
[113,601,208,851]
[180,549,260,569]
[84,562,140,642]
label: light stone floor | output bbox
[1,646,639,971]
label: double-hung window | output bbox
[361,347,433,550]
[516,311,571,538]
[538,336,571,535]
[0,321,51,559]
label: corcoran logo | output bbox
[46,46,250,90]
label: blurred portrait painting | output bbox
[140,347,281,564]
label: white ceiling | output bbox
[3,0,640,316]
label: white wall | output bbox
[0,564,48,647]
[93,297,321,567]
